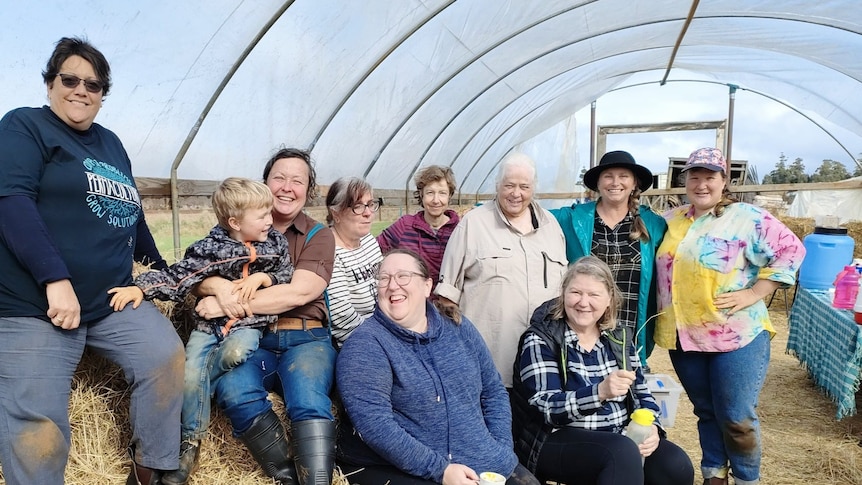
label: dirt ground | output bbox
[648,294,862,485]
[2,296,862,484]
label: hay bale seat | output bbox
[0,297,350,484]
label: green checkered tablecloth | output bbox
[787,287,862,419]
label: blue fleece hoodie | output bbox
[336,301,517,482]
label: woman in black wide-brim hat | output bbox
[549,150,667,368]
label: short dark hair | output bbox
[262,147,319,205]
[42,37,112,96]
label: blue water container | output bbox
[798,227,855,289]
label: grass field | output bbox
[146,210,393,262]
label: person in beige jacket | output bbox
[435,152,567,387]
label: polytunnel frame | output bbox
[352,8,857,194]
[466,79,862,197]
[169,1,294,258]
[167,1,861,254]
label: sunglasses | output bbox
[57,73,104,94]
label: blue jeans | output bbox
[0,303,183,485]
[669,330,770,485]
[213,326,336,435]
[181,327,261,440]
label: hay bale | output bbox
[0,292,349,484]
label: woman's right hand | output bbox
[46,279,81,330]
[441,463,479,485]
[210,278,252,319]
[598,369,636,401]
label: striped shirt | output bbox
[328,233,382,345]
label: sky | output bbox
[570,78,862,184]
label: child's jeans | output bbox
[180,327,261,439]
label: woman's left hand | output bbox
[46,279,81,330]
[638,424,660,458]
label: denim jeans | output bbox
[181,327,261,440]
[0,302,183,485]
[669,330,770,485]
[213,326,336,435]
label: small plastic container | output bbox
[853,280,862,324]
[645,373,683,427]
[833,265,860,309]
[625,408,654,465]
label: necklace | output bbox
[333,225,360,250]
[426,213,448,230]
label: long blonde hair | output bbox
[551,255,622,331]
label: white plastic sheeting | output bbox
[787,177,862,223]
[2,0,860,192]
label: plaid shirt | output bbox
[591,213,641,331]
[519,328,657,433]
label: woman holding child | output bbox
[195,148,337,485]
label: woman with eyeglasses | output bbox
[0,37,183,485]
[336,249,540,485]
[326,176,383,346]
[376,165,460,295]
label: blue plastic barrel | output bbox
[798,227,855,289]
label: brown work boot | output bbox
[703,477,729,485]
[126,447,162,485]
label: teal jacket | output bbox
[550,201,667,363]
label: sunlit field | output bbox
[145,210,393,262]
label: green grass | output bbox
[146,210,394,263]
[145,210,217,263]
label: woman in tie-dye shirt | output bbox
[655,148,804,485]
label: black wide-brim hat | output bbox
[583,150,653,192]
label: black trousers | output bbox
[536,427,693,485]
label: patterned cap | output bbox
[682,147,727,173]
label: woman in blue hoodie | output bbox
[336,249,538,485]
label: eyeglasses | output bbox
[351,198,381,215]
[57,73,104,94]
[377,271,425,286]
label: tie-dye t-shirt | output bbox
[654,203,805,352]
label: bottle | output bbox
[832,265,860,309]
[854,279,862,324]
[624,408,655,465]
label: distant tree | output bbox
[854,154,862,177]
[762,153,809,184]
[810,159,851,182]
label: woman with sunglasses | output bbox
[0,37,183,485]
[336,249,540,485]
[326,176,384,346]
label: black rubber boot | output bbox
[126,446,162,485]
[239,409,298,484]
[291,419,335,485]
[161,439,201,485]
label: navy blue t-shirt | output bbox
[0,106,144,323]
